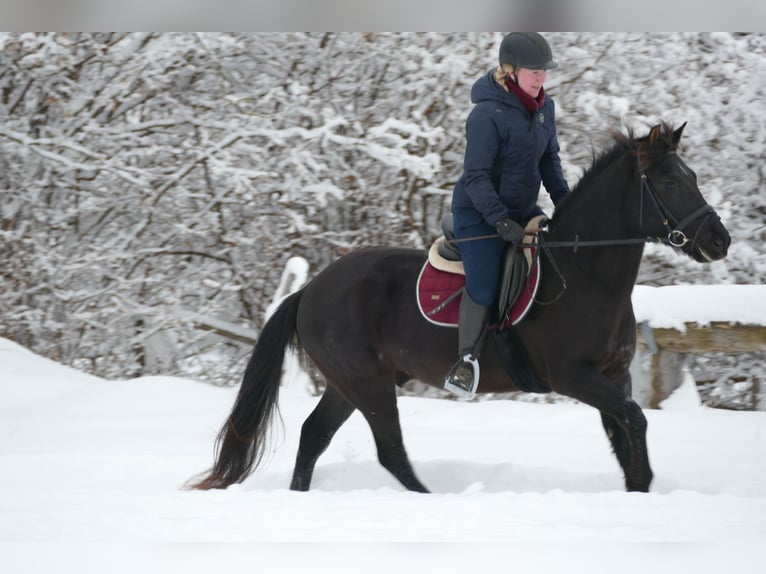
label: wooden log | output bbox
[178,310,258,346]
[640,322,766,353]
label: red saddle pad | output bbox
[416,251,540,328]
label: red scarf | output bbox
[504,75,546,114]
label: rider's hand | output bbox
[496,218,524,244]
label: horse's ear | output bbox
[648,124,662,145]
[672,121,687,145]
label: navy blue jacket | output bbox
[451,70,570,227]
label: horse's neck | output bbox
[549,155,645,293]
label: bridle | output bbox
[535,149,718,251]
[531,148,719,305]
[636,150,717,250]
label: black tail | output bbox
[188,290,303,490]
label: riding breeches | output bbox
[453,208,507,307]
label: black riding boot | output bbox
[443,292,491,397]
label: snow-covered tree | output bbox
[1,33,763,405]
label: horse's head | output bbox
[635,122,731,262]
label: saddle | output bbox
[417,215,544,328]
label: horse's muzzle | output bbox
[691,215,731,262]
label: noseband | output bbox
[637,151,717,249]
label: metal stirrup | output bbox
[444,353,480,398]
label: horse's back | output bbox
[296,246,439,382]
[304,246,426,303]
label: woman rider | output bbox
[444,32,570,397]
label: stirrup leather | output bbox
[443,353,480,398]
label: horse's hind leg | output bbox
[354,382,430,493]
[291,377,428,493]
[290,385,355,491]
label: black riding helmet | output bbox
[499,32,558,70]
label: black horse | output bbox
[190,123,730,493]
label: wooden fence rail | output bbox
[636,321,766,408]
[632,284,765,408]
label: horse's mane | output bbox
[552,122,678,220]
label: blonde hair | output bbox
[494,65,512,92]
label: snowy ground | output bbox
[1,335,765,571]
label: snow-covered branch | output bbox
[1,32,763,404]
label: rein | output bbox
[446,151,715,252]
[446,232,664,248]
[445,149,718,305]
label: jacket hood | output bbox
[470,69,520,108]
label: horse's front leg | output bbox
[599,369,637,485]
[555,364,653,492]
[602,396,651,492]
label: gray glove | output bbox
[496,218,524,244]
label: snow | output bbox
[0,31,763,571]
[633,284,766,330]
[2,303,766,571]
[659,368,703,410]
